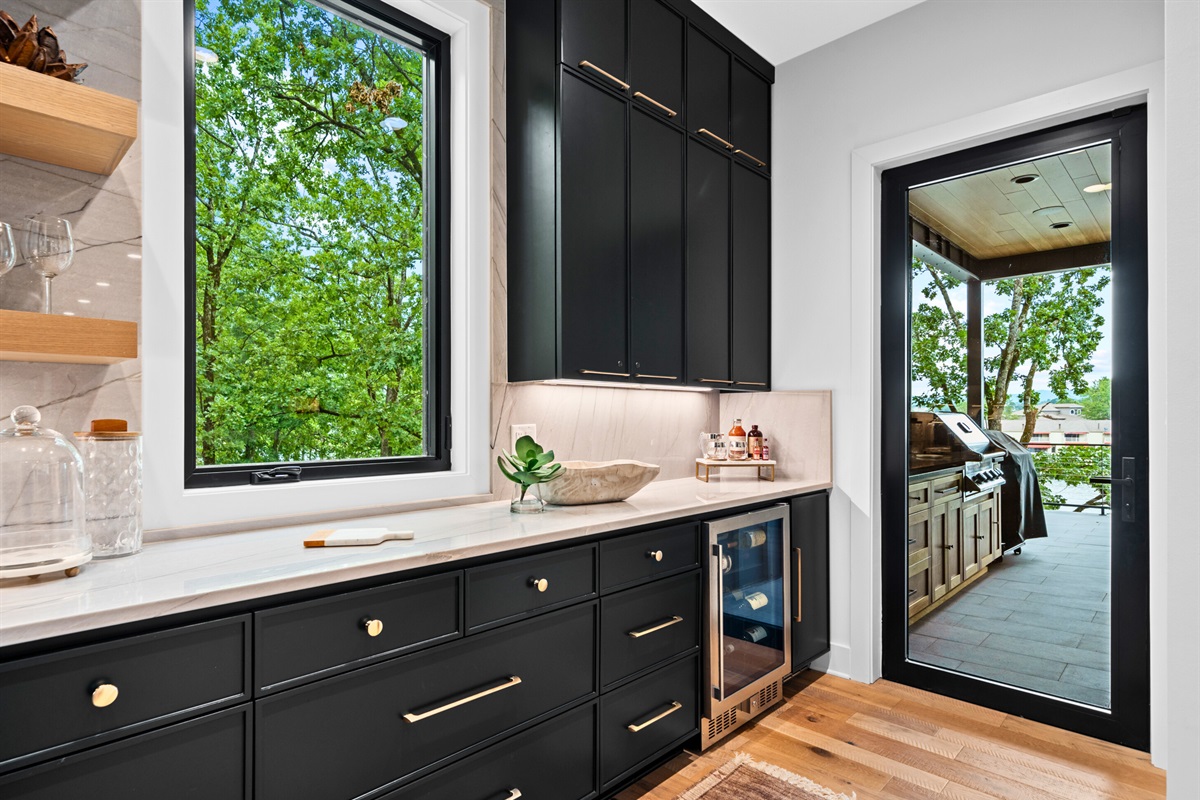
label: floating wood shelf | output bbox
[0,64,138,175]
[0,310,138,365]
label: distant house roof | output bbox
[1000,416,1111,435]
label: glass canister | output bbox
[0,405,91,578]
[75,419,143,558]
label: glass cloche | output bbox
[0,405,92,579]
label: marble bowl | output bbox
[540,460,660,505]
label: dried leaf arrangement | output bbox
[0,12,86,81]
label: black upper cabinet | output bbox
[560,70,629,379]
[629,0,684,121]
[731,165,770,387]
[731,59,771,170]
[561,0,627,88]
[630,110,685,382]
[686,25,731,145]
[686,139,731,385]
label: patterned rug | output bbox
[678,753,856,800]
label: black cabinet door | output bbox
[630,110,684,383]
[731,60,771,170]
[629,0,684,122]
[560,69,629,379]
[561,0,627,89]
[686,25,730,144]
[686,139,731,385]
[731,164,770,388]
[790,493,830,670]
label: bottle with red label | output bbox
[727,419,747,460]
[747,425,764,459]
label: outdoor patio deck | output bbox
[910,509,1111,707]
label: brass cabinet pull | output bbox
[628,615,683,639]
[633,91,677,117]
[503,791,523,800]
[361,617,384,637]
[735,381,768,387]
[627,701,683,732]
[634,373,679,380]
[793,547,802,623]
[403,675,522,723]
[697,128,734,150]
[579,369,631,377]
[734,149,767,168]
[647,549,663,562]
[698,378,734,384]
[530,577,549,593]
[578,60,629,90]
[91,682,119,708]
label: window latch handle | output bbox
[250,467,302,484]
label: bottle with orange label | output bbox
[747,425,764,459]
[727,418,747,460]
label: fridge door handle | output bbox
[714,542,725,702]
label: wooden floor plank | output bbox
[620,672,1165,800]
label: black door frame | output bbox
[881,107,1150,750]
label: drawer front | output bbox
[908,509,931,569]
[256,602,597,800]
[0,616,249,770]
[599,522,699,591]
[600,655,698,788]
[930,473,962,504]
[908,563,931,617]
[255,571,462,693]
[600,571,700,689]
[0,705,250,800]
[382,702,597,800]
[907,480,931,511]
[466,544,596,631]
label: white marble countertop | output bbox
[0,476,830,648]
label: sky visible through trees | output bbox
[193,0,428,467]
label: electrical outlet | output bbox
[510,424,537,453]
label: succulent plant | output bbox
[497,435,563,502]
[0,12,87,81]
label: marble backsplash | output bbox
[0,0,142,436]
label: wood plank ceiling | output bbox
[909,143,1111,260]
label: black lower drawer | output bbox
[600,571,700,689]
[382,702,597,800]
[0,706,250,800]
[256,602,597,800]
[600,655,698,788]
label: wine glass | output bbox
[22,215,74,314]
[0,221,16,278]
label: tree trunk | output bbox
[199,244,221,466]
[986,279,1034,430]
[1020,365,1040,443]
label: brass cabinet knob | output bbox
[530,577,549,593]
[91,682,119,708]
[361,618,384,637]
[647,549,663,562]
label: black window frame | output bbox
[184,0,452,489]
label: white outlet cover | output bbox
[510,424,537,453]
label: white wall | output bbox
[1163,1,1200,795]
[770,0,1182,773]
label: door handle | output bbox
[793,547,802,623]
[1089,456,1136,522]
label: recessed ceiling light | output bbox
[77,298,91,304]
[127,253,141,260]
[380,117,408,132]
[1083,183,1112,193]
[195,46,219,64]
[1011,174,1040,184]
[62,311,75,316]
[96,281,110,287]
[1032,206,1068,217]
[1050,221,1073,229]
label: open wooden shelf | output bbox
[0,310,138,365]
[0,64,138,175]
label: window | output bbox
[1065,433,1082,442]
[186,0,450,488]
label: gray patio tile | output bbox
[1077,634,1110,654]
[1020,582,1108,602]
[933,610,966,625]
[962,580,1032,600]
[909,620,990,646]
[1062,663,1111,691]
[1093,612,1112,626]
[937,615,1084,647]
[909,633,936,652]
[1021,592,1109,614]
[946,602,1014,621]
[978,595,1097,620]
[1009,611,1109,638]
[979,633,1109,671]
[911,652,963,671]
[991,570,1048,586]
[955,661,1090,701]
[926,640,1067,681]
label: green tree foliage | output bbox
[1031,445,1111,510]
[983,267,1110,441]
[194,0,427,466]
[1079,376,1112,420]
[910,259,966,411]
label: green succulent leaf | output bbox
[497,435,562,491]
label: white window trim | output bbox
[141,0,492,531]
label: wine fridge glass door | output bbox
[709,504,791,712]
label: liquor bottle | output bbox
[728,418,747,460]
[742,625,768,643]
[761,439,771,461]
[747,425,764,459]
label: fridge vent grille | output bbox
[707,707,739,739]
[758,681,780,706]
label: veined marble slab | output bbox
[0,476,830,648]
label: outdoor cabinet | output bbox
[790,492,831,671]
